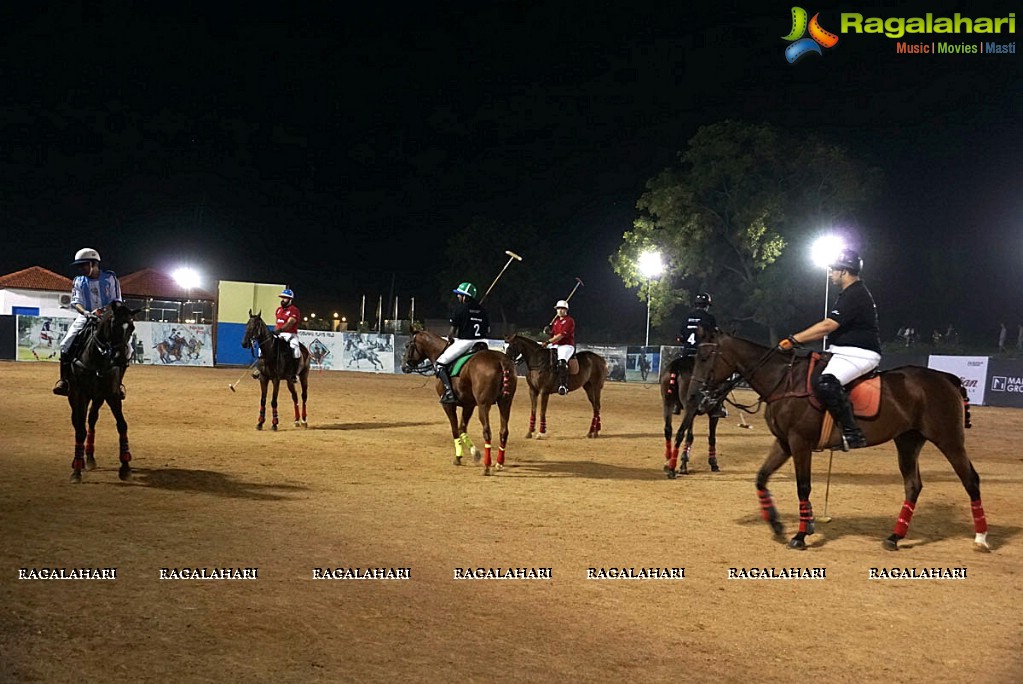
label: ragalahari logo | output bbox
[782,7,839,63]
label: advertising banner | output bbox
[15,315,72,362]
[577,344,628,382]
[136,321,214,367]
[927,355,988,406]
[984,358,1023,408]
[340,333,395,373]
[625,346,660,383]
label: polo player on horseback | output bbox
[275,289,302,384]
[53,247,125,397]
[544,299,575,395]
[777,248,881,450]
[435,281,490,404]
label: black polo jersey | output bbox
[450,300,490,339]
[680,308,717,353]
[828,280,881,353]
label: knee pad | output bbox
[814,373,843,402]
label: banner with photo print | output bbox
[15,315,73,362]
[341,333,395,373]
[577,344,628,382]
[135,322,214,367]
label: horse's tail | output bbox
[501,365,512,399]
[958,381,972,429]
[937,370,972,429]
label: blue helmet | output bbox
[279,288,295,299]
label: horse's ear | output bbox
[248,308,253,317]
[256,310,261,318]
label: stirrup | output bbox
[439,391,458,405]
[841,429,868,451]
[52,380,69,396]
[558,385,568,396]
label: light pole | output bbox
[810,235,845,350]
[638,250,664,348]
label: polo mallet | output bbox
[819,450,835,523]
[547,277,584,328]
[228,360,259,392]
[479,250,523,303]
[729,392,753,429]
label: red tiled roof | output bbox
[0,266,73,292]
[119,269,214,300]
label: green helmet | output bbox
[453,282,478,298]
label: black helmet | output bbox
[830,248,862,275]
[695,293,712,309]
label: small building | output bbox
[0,266,74,317]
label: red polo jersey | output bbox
[551,315,575,346]
[276,305,300,333]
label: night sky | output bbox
[2,1,1019,342]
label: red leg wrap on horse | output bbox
[484,444,492,467]
[539,418,546,433]
[73,442,85,470]
[893,500,916,538]
[668,446,679,471]
[86,432,96,456]
[498,443,506,465]
[971,499,987,534]
[529,414,536,430]
[798,500,814,533]
[708,447,717,459]
[758,489,775,521]
[664,439,672,460]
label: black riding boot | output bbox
[815,374,867,450]
[557,360,569,395]
[289,355,300,384]
[435,364,458,404]
[52,353,71,395]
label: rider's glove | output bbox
[776,335,799,351]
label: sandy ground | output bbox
[1,361,1021,683]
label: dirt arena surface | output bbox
[1,361,1021,683]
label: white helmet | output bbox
[555,300,570,310]
[73,248,101,264]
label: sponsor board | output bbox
[927,355,987,406]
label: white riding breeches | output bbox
[823,345,881,386]
[279,332,301,358]
[552,344,574,363]
[437,338,478,366]
[60,315,89,353]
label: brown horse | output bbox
[660,354,720,476]
[504,333,606,439]
[65,301,139,483]
[241,310,311,430]
[401,330,516,475]
[679,329,989,552]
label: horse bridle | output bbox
[402,331,433,375]
[691,340,792,414]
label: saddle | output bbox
[450,341,490,377]
[547,348,580,375]
[803,353,881,451]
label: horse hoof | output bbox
[587,431,598,438]
[70,471,82,484]
[525,433,533,439]
[788,537,807,550]
[85,456,97,471]
[118,465,132,481]
[883,538,900,551]
[535,433,546,441]
[301,421,308,428]
[709,459,720,472]
[271,424,278,432]
[483,466,491,476]
[495,463,504,471]
[295,421,301,427]
[256,423,263,431]
[470,447,480,463]
[666,469,676,480]
[974,541,991,553]
[453,457,462,466]
[770,521,785,536]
